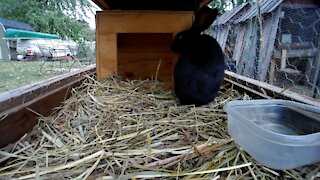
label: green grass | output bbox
[0,60,91,93]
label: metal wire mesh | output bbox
[0,29,95,93]
[209,0,320,100]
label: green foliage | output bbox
[209,0,248,12]
[77,41,95,61]
[0,0,95,41]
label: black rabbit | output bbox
[171,6,225,106]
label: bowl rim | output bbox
[224,99,320,146]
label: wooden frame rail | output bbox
[224,71,320,107]
[0,65,96,148]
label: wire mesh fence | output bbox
[0,35,95,93]
[209,0,320,100]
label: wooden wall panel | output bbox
[96,11,194,81]
[117,33,173,81]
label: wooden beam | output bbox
[0,66,96,148]
[233,25,246,66]
[258,9,282,82]
[273,49,316,59]
[269,58,276,84]
[225,71,320,107]
[92,0,110,10]
[311,37,320,98]
[225,77,271,99]
[280,49,287,70]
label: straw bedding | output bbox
[0,76,319,179]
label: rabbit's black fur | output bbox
[171,6,225,106]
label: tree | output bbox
[209,0,248,12]
[0,0,95,41]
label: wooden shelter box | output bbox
[96,11,194,81]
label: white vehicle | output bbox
[16,39,78,61]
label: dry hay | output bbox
[0,76,319,179]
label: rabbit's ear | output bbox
[192,6,218,32]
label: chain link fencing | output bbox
[209,0,320,100]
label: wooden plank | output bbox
[269,58,276,84]
[273,49,317,59]
[117,33,173,81]
[237,20,256,77]
[258,9,281,82]
[0,83,75,148]
[311,38,320,98]
[211,26,219,39]
[0,67,96,148]
[225,71,320,107]
[280,49,287,70]
[92,0,110,10]
[215,28,222,48]
[220,25,231,51]
[279,68,301,74]
[236,23,251,75]
[256,13,272,80]
[96,14,102,80]
[96,11,193,81]
[277,42,313,50]
[99,33,117,81]
[215,28,221,45]
[225,77,271,99]
[217,26,226,48]
[244,21,258,78]
[232,25,246,66]
[96,11,193,33]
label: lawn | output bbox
[0,60,92,93]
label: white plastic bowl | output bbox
[224,100,320,170]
